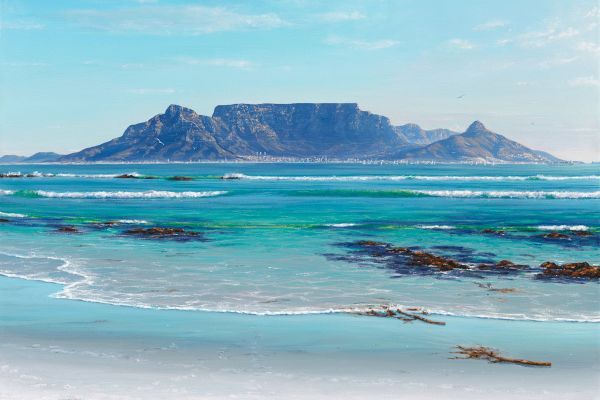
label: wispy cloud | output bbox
[538,56,578,68]
[447,39,475,50]
[577,41,600,54]
[179,58,255,69]
[64,6,287,35]
[1,61,49,67]
[568,76,599,87]
[474,20,508,31]
[127,88,176,94]
[325,36,399,50]
[519,26,579,48]
[0,20,45,30]
[120,63,145,69]
[316,11,365,22]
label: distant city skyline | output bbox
[1,0,598,161]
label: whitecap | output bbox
[537,225,589,231]
[417,225,456,230]
[324,223,358,228]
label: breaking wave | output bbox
[289,189,600,199]
[537,225,589,231]
[0,211,27,218]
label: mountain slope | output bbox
[396,121,560,163]
[61,105,237,162]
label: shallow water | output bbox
[0,163,599,398]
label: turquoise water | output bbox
[0,163,599,398]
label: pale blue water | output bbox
[0,163,599,398]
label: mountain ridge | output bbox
[1,104,563,163]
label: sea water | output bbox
[0,163,599,399]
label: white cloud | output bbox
[180,58,255,69]
[127,88,176,94]
[496,38,512,46]
[65,6,287,35]
[316,11,365,22]
[447,39,475,50]
[568,76,599,87]
[585,6,599,19]
[325,36,399,50]
[474,20,508,31]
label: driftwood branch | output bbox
[357,306,446,326]
[452,345,551,367]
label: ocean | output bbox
[0,163,598,399]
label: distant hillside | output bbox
[395,121,561,163]
[24,152,63,163]
[0,152,63,164]
[0,155,27,163]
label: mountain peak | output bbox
[164,104,195,118]
[465,120,488,135]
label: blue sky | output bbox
[0,0,598,161]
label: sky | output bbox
[0,0,598,161]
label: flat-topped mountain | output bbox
[10,103,560,163]
[396,121,558,163]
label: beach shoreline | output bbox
[1,276,598,400]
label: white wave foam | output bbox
[221,173,600,182]
[117,219,149,224]
[537,225,589,231]
[417,225,456,230]
[0,251,79,285]
[32,190,227,199]
[324,223,358,228]
[54,173,126,178]
[0,211,26,218]
[414,190,600,199]
[38,294,600,322]
[0,190,15,195]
